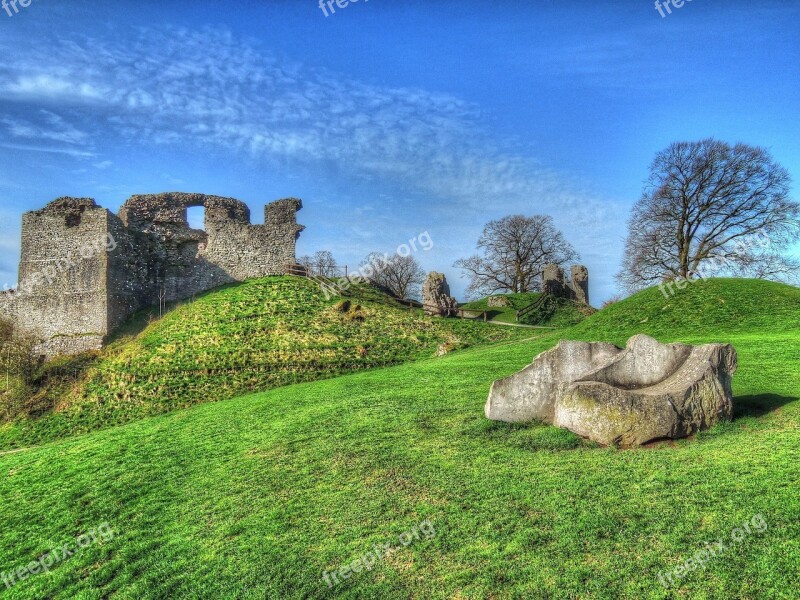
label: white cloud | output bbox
[2,110,89,146]
[4,74,106,102]
[0,25,629,300]
[0,27,614,207]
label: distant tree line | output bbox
[300,139,799,304]
[299,250,426,301]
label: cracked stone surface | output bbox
[422,272,458,317]
[486,334,737,446]
[1,193,304,358]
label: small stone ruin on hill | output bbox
[542,264,589,305]
[422,272,458,317]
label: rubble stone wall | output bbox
[2,193,303,357]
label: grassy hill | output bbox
[0,276,530,450]
[460,291,593,326]
[572,277,800,340]
[0,278,797,598]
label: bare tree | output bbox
[618,139,800,293]
[360,252,425,300]
[298,250,339,278]
[454,215,578,298]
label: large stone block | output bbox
[485,334,737,446]
[487,295,509,308]
[422,272,457,317]
[486,340,621,423]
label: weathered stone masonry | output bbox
[542,264,590,305]
[0,193,303,357]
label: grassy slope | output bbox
[0,277,529,450]
[461,292,592,326]
[461,292,542,323]
[0,279,798,599]
[571,277,800,341]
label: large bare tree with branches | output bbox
[618,139,800,293]
[454,215,578,298]
[360,252,425,300]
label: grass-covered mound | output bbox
[0,277,530,450]
[461,291,592,326]
[516,295,594,327]
[572,277,800,341]
[0,279,797,598]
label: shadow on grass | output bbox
[105,282,241,345]
[465,417,595,451]
[733,394,798,419]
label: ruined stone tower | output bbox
[0,193,303,357]
[570,265,589,305]
[542,263,590,306]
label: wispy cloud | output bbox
[2,110,89,145]
[0,143,95,158]
[0,25,628,300]
[0,27,622,216]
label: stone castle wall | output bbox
[0,193,303,358]
[542,264,590,306]
[4,199,112,356]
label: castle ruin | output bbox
[0,193,304,357]
[542,264,590,305]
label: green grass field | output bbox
[460,292,543,323]
[0,277,530,451]
[460,292,592,326]
[0,278,797,598]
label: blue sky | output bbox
[0,0,798,303]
